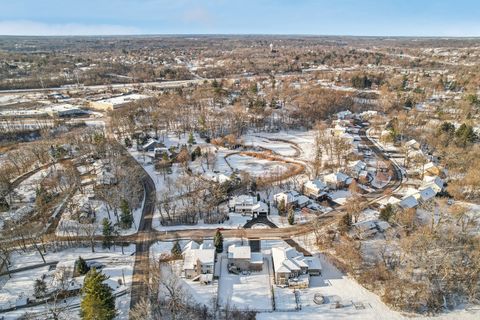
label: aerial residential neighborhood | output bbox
[0,1,480,320]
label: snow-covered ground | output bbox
[1,245,135,319]
[151,240,218,310]
[226,153,291,177]
[243,135,298,157]
[56,187,144,237]
[0,167,52,229]
[217,256,273,311]
[153,211,250,231]
[252,130,316,161]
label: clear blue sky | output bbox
[1,0,479,36]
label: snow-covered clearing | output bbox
[243,135,298,157]
[252,130,316,161]
[226,154,291,177]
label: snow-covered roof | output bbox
[324,172,349,184]
[349,160,367,171]
[271,246,320,275]
[274,190,299,203]
[377,196,401,207]
[142,138,159,149]
[405,139,419,148]
[296,195,310,206]
[304,179,327,192]
[304,256,322,271]
[328,190,352,205]
[230,195,257,206]
[183,247,215,270]
[182,240,199,252]
[399,195,418,209]
[418,187,436,202]
[228,245,251,260]
[421,176,444,192]
[252,201,268,212]
[94,93,150,106]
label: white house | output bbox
[227,244,263,272]
[348,160,367,178]
[271,246,321,288]
[273,190,300,208]
[229,195,268,217]
[421,176,444,193]
[416,187,436,203]
[182,241,216,282]
[405,139,420,150]
[323,172,350,189]
[303,179,328,199]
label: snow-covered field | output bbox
[243,135,298,157]
[252,130,316,161]
[226,153,291,177]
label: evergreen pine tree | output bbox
[120,199,133,229]
[379,204,394,222]
[34,278,47,299]
[171,240,182,258]
[287,208,295,225]
[102,218,114,249]
[188,132,196,145]
[80,268,116,320]
[277,199,286,215]
[124,137,132,148]
[339,213,352,233]
[76,256,89,275]
[214,230,224,253]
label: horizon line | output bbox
[1,33,480,39]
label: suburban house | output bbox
[423,162,443,177]
[228,195,268,217]
[348,160,367,178]
[154,147,170,159]
[227,244,263,272]
[141,139,163,152]
[415,187,436,203]
[421,176,444,193]
[323,172,350,189]
[182,241,216,283]
[296,195,311,208]
[271,246,322,289]
[273,190,300,208]
[303,179,328,200]
[405,139,421,150]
